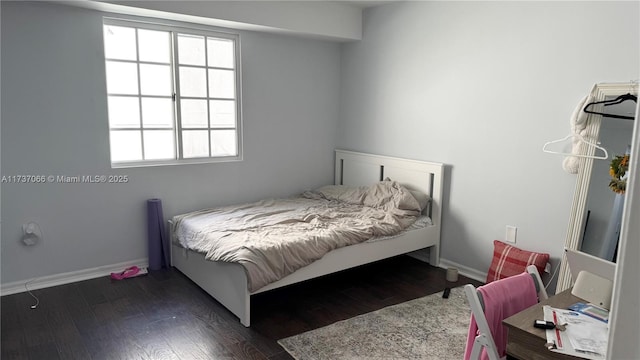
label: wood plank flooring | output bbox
[1,255,482,360]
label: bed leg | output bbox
[429,244,440,267]
[240,291,251,327]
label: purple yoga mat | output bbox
[147,198,169,270]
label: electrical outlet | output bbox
[506,225,517,243]
[21,222,41,246]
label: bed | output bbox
[169,149,444,326]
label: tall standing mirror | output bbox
[557,82,638,292]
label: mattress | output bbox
[172,180,428,291]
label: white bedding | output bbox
[172,180,425,292]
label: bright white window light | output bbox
[103,20,241,167]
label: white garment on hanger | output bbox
[562,86,596,174]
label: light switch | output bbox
[506,226,517,243]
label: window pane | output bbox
[106,61,139,95]
[110,130,142,162]
[208,69,235,98]
[209,100,235,128]
[178,34,205,66]
[104,25,136,61]
[182,130,209,158]
[141,97,173,128]
[207,38,234,68]
[138,29,170,63]
[181,99,208,128]
[143,130,175,160]
[108,96,140,128]
[179,67,207,97]
[210,130,237,156]
[104,22,241,164]
[140,64,172,96]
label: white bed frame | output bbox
[169,149,444,327]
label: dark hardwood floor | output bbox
[1,255,482,360]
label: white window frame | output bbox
[103,18,243,168]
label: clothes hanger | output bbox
[542,133,609,160]
[583,93,637,120]
[604,93,637,105]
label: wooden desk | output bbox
[503,289,584,360]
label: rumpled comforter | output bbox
[172,180,422,292]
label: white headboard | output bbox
[334,149,444,222]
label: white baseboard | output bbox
[1,258,148,296]
[438,258,487,284]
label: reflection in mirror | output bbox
[556,82,638,292]
[580,100,634,262]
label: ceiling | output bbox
[337,1,400,9]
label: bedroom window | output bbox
[103,19,242,167]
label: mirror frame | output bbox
[557,82,638,292]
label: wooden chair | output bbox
[464,265,548,360]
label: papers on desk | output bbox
[543,305,608,359]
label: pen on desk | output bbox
[552,310,563,348]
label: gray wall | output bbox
[1,1,340,284]
[2,0,639,290]
[339,1,639,282]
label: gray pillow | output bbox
[384,177,430,211]
[409,190,430,211]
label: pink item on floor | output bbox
[110,266,142,280]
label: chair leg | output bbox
[470,338,483,359]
